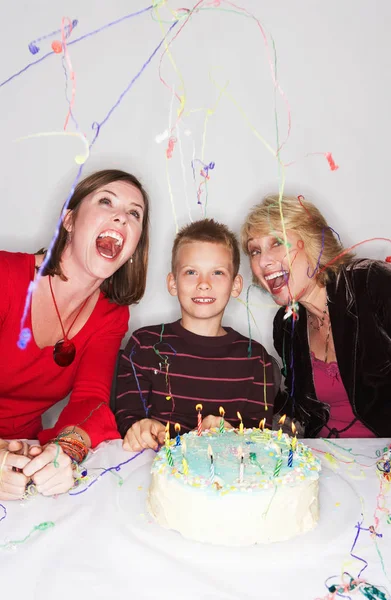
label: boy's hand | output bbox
[201,415,233,431]
[123,419,166,452]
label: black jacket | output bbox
[273,259,391,437]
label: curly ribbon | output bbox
[17,19,179,350]
[0,6,155,89]
[0,521,55,550]
[14,131,89,165]
[316,572,389,600]
[69,450,145,496]
[28,19,77,55]
[0,504,6,524]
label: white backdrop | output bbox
[1,0,390,357]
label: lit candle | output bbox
[182,439,189,475]
[291,422,297,451]
[277,414,286,441]
[165,421,170,445]
[273,450,283,478]
[174,423,181,446]
[219,406,225,434]
[238,446,244,483]
[259,417,270,441]
[237,411,244,435]
[207,444,215,483]
[164,422,174,467]
[196,403,203,436]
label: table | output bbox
[1,438,390,600]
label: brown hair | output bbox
[241,194,354,285]
[40,169,150,305]
[171,218,240,277]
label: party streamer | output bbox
[0,521,54,550]
[14,131,89,165]
[0,503,6,524]
[17,19,179,349]
[28,19,78,55]
[0,6,155,89]
[69,450,144,496]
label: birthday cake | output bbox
[147,427,321,546]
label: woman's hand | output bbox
[123,419,166,452]
[201,415,233,431]
[0,445,31,500]
[22,443,74,496]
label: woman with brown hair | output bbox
[241,194,391,439]
[0,169,150,500]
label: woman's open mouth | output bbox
[265,270,288,295]
[96,229,124,260]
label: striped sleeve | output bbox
[114,332,153,437]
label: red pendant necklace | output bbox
[49,276,91,367]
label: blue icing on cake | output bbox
[151,427,321,495]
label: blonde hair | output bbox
[241,194,354,285]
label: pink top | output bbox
[311,352,375,438]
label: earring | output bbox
[130,257,133,264]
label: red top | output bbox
[0,251,127,447]
[311,352,375,438]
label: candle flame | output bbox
[237,445,244,458]
[259,418,265,431]
[237,411,243,422]
[196,403,203,412]
[278,414,287,426]
[175,423,181,433]
[219,406,225,417]
[207,444,213,458]
[165,421,170,432]
[291,422,297,436]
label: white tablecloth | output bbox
[1,438,390,600]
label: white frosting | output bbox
[147,428,320,546]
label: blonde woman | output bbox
[241,194,391,438]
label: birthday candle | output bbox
[277,414,286,441]
[291,422,297,451]
[288,448,293,468]
[237,411,244,435]
[219,406,225,433]
[259,417,271,441]
[181,439,189,474]
[273,451,283,477]
[207,444,215,483]
[238,446,244,483]
[165,421,170,445]
[182,456,189,475]
[165,445,174,467]
[174,423,181,446]
[196,404,203,436]
[164,422,174,467]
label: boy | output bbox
[115,219,275,451]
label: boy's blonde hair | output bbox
[241,195,354,285]
[171,219,240,277]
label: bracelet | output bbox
[49,437,89,464]
[58,429,86,444]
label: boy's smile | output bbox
[167,241,243,336]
